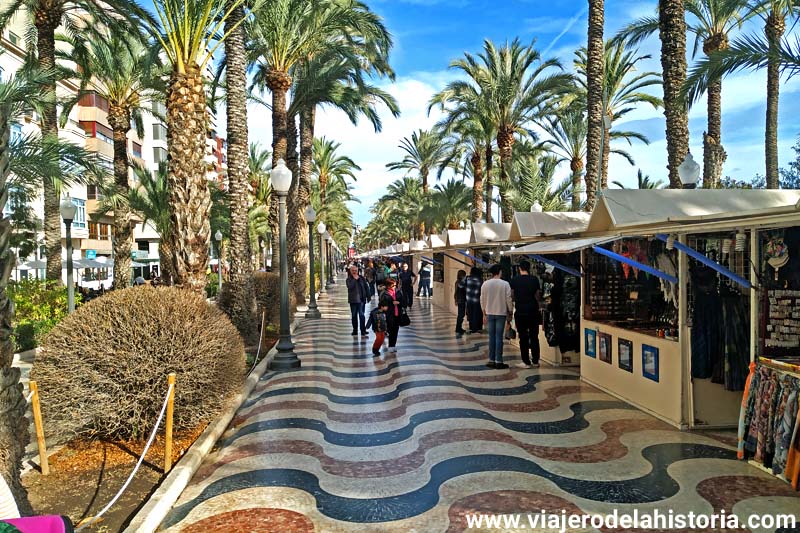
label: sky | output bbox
[245,0,800,228]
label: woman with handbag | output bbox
[380,278,406,353]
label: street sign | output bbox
[85,250,97,259]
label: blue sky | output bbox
[245,0,800,227]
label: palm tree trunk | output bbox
[0,110,32,515]
[224,1,256,336]
[158,240,174,285]
[108,107,133,289]
[36,11,63,281]
[765,11,784,189]
[659,0,689,189]
[470,151,483,222]
[601,119,610,191]
[585,0,604,210]
[484,142,494,223]
[166,66,212,294]
[286,111,306,304]
[571,158,584,211]
[496,128,514,223]
[267,71,291,269]
[702,78,726,188]
[291,106,315,304]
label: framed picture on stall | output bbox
[584,329,597,358]
[642,344,659,382]
[618,338,633,372]
[598,333,612,364]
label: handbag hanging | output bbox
[399,307,411,327]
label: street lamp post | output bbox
[305,206,321,319]
[327,236,334,286]
[678,152,701,189]
[215,230,223,295]
[59,196,77,313]
[268,159,300,370]
[317,222,327,296]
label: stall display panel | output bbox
[584,239,678,339]
[760,226,800,367]
[433,253,445,283]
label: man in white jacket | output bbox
[480,264,513,369]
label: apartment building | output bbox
[1,15,227,287]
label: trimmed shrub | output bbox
[32,286,245,441]
[8,280,79,351]
[252,271,297,327]
[205,272,220,298]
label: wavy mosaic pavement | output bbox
[162,279,800,532]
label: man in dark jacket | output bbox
[346,265,370,336]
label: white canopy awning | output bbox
[470,223,512,245]
[588,189,800,233]
[507,235,620,255]
[509,212,591,241]
[445,229,471,247]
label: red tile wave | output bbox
[180,508,314,533]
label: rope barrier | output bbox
[249,310,267,375]
[25,390,34,403]
[76,382,175,531]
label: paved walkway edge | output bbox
[123,311,307,533]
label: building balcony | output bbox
[85,137,114,158]
[81,238,113,253]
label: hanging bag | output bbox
[398,307,411,327]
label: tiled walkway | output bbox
[161,279,799,532]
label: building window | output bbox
[8,32,19,46]
[131,141,142,159]
[89,222,111,240]
[78,92,109,113]
[152,123,166,141]
[71,198,86,229]
[151,101,165,116]
[87,184,104,200]
[10,123,22,144]
[153,147,167,164]
[2,186,21,217]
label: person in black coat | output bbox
[379,278,405,352]
[346,265,370,335]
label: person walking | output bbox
[346,265,369,336]
[480,264,512,369]
[510,260,542,368]
[398,262,417,308]
[364,260,376,300]
[379,278,405,352]
[417,262,432,298]
[454,269,467,337]
[465,267,484,334]
[365,301,389,356]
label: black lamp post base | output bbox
[305,307,321,319]
[269,350,301,370]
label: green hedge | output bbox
[8,280,80,352]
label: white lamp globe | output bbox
[60,195,77,221]
[305,205,317,223]
[678,152,700,189]
[215,230,223,242]
[270,159,292,193]
[530,201,543,213]
[317,221,326,235]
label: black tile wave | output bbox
[162,443,736,527]
[261,359,536,379]
[245,373,580,407]
[223,400,633,448]
[289,341,489,359]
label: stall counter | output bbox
[581,319,684,428]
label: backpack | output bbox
[375,267,387,283]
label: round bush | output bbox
[32,286,246,441]
[252,272,297,326]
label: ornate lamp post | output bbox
[59,196,77,313]
[305,205,321,319]
[215,229,223,295]
[268,159,300,370]
[326,235,334,286]
[317,221,327,296]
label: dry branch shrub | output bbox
[32,286,246,441]
[252,272,296,326]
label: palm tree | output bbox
[127,163,173,284]
[0,0,145,281]
[311,177,355,250]
[131,0,248,293]
[313,137,361,210]
[659,0,691,188]
[223,0,255,334]
[616,0,749,188]
[511,154,572,212]
[386,129,451,194]
[425,179,472,230]
[62,33,161,289]
[374,177,427,241]
[248,142,271,270]
[586,0,605,209]
[685,0,799,188]
[575,41,662,189]
[612,169,666,189]
[539,105,587,211]
[445,39,573,222]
